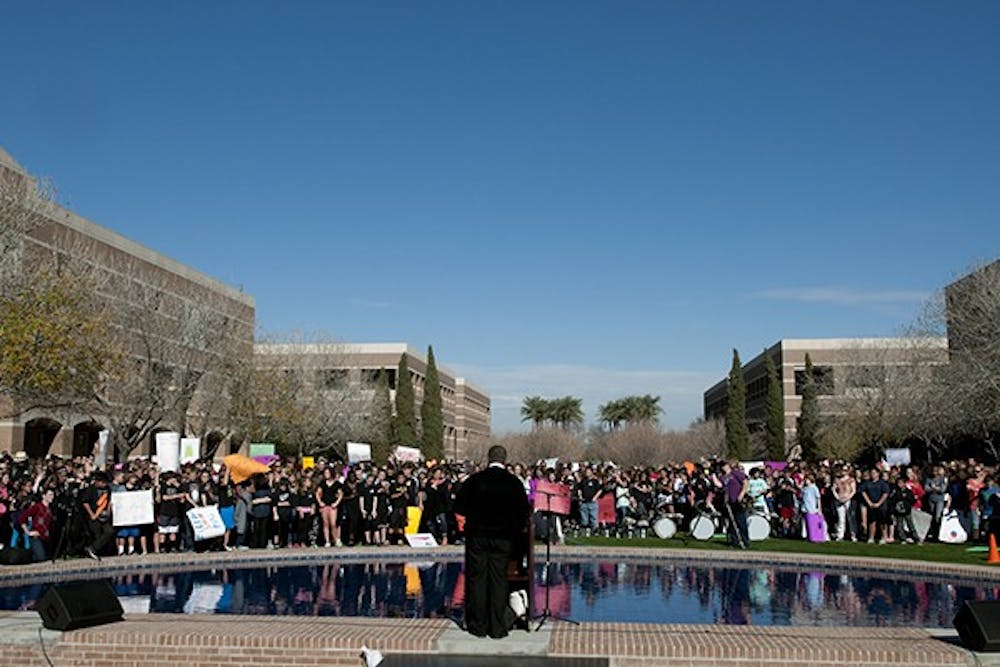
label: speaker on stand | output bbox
[36,580,124,631]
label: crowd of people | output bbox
[2,449,999,564]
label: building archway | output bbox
[72,421,103,459]
[23,418,63,459]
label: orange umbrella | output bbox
[222,454,271,483]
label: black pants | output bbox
[87,520,114,555]
[464,535,513,638]
[250,515,270,549]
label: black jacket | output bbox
[454,466,530,540]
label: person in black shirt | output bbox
[422,467,450,546]
[272,479,294,548]
[156,473,187,554]
[249,474,273,549]
[388,472,408,545]
[340,472,362,546]
[453,445,531,639]
[81,472,113,560]
[316,467,343,547]
[575,468,602,535]
[361,475,380,546]
[294,478,317,548]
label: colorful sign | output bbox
[187,504,226,541]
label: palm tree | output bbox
[520,396,550,429]
[633,394,662,425]
[551,396,584,430]
[598,399,628,431]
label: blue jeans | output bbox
[580,501,598,529]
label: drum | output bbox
[653,517,677,539]
[747,513,770,541]
[911,509,932,541]
[690,513,716,541]
[939,510,968,544]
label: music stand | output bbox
[532,482,579,631]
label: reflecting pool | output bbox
[1,560,992,627]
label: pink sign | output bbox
[533,481,571,515]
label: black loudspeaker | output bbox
[37,580,124,631]
[955,600,1000,652]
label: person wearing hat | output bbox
[453,445,530,639]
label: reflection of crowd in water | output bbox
[2,561,989,628]
[543,562,994,627]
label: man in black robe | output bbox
[453,445,530,639]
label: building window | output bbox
[795,366,834,395]
[318,369,349,389]
[845,365,886,389]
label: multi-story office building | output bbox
[0,145,492,460]
[703,337,949,448]
[0,146,256,457]
[254,343,491,460]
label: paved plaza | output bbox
[1,546,998,666]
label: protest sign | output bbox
[112,490,154,527]
[885,448,911,466]
[155,432,180,472]
[302,456,315,470]
[249,443,275,458]
[180,438,201,464]
[394,446,422,463]
[405,533,439,548]
[347,442,372,464]
[533,481,571,515]
[187,505,226,541]
[96,430,110,469]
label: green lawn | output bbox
[562,534,998,567]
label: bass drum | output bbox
[747,513,770,541]
[690,513,716,541]
[653,517,676,539]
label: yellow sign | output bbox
[302,456,315,470]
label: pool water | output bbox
[1,560,992,627]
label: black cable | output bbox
[38,625,55,667]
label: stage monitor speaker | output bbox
[37,580,124,631]
[955,600,1000,652]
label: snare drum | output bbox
[747,513,770,541]
[690,513,716,541]
[653,517,677,539]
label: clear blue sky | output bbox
[2,2,998,432]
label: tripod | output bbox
[531,488,578,631]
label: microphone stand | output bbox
[531,488,578,631]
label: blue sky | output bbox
[2,3,998,432]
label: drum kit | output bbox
[650,506,773,542]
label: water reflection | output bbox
[0,561,994,628]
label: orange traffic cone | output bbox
[988,534,1000,564]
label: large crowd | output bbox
[2,450,999,564]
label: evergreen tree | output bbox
[797,353,821,462]
[764,351,786,461]
[394,354,417,447]
[420,346,445,460]
[725,348,750,460]
[371,367,393,464]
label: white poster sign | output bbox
[347,442,372,464]
[405,533,439,548]
[155,432,181,472]
[885,448,911,466]
[183,583,224,614]
[187,504,226,541]
[96,429,111,469]
[180,437,201,464]
[394,446,422,463]
[112,489,154,527]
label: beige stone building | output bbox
[0,146,255,458]
[254,343,491,460]
[703,337,949,448]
